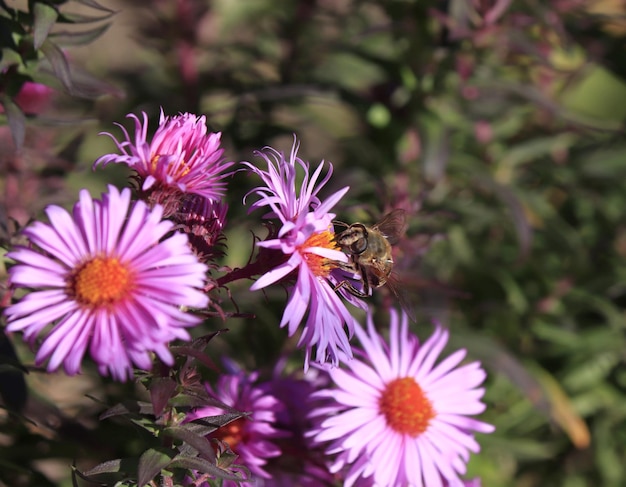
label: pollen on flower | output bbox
[150,154,161,173]
[379,377,435,437]
[299,230,340,278]
[70,257,133,307]
[150,152,193,179]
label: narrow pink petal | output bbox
[250,255,299,291]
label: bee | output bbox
[333,208,407,299]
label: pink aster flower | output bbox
[243,139,365,369]
[3,185,209,381]
[309,310,494,487]
[185,362,285,485]
[94,110,233,204]
[258,361,336,486]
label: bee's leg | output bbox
[360,267,372,295]
[333,263,371,298]
[334,279,370,298]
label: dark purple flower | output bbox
[185,364,285,484]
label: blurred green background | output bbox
[2,0,626,486]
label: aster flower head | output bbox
[243,138,365,369]
[255,360,336,486]
[185,361,285,485]
[94,110,234,207]
[3,185,209,381]
[309,309,495,487]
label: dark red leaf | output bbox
[149,377,178,416]
[137,448,174,487]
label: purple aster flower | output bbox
[309,309,495,487]
[185,362,286,485]
[257,361,336,486]
[3,185,209,381]
[243,139,365,369]
[94,110,234,205]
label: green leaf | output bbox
[33,2,58,49]
[0,17,21,51]
[0,94,26,150]
[0,47,22,71]
[73,0,116,14]
[39,39,72,92]
[137,448,174,487]
[58,10,116,24]
[49,23,110,46]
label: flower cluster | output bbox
[181,310,492,486]
[2,110,494,486]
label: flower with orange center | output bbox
[71,257,133,307]
[94,110,234,204]
[379,377,435,437]
[309,309,495,487]
[298,230,340,279]
[4,185,209,381]
[244,138,365,369]
[184,364,285,486]
[213,417,247,451]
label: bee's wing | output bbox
[390,269,474,324]
[384,272,418,324]
[372,209,407,245]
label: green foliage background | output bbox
[2,0,626,486]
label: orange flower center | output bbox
[71,257,133,307]
[379,377,435,437]
[298,230,340,278]
[151,154,190,178]
[212,417,247,451]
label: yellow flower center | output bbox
[379,377,435,437]
[151,154,190,178]
[150,154,162,173]
[71,257,133,307]
[299,230,339,278]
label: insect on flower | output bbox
[333,208,415,318]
